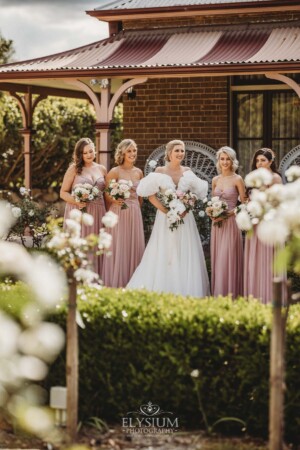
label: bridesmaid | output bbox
[60,137,107,276]
[102,139,145,288]
[244,148,282,304]
[210,146,246,298]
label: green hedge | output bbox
[1,284,300,442]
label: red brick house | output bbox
[0,0,300,187]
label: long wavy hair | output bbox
[72,137,95,174]
[216,146,239,174]
[114,139,137,165]
[251,148,281,175]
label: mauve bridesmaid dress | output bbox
[64,173,106,277]
[210,186,243,298]
[102,181,145,288]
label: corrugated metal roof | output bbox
[95,0,273,10]
[0,24,299,74]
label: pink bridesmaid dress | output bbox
[210,186,243,298]
[244,228,276,304]
[102,181,145,288]
[64,174,106,276]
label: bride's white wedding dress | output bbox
[127,170,210,297]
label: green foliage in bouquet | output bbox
[2,188,56,247]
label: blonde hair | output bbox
[165,139,185,162]
[114,139,137,165]
[216,146,239,174]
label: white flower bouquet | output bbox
[162,189,186,231]
[106,178,133,210]
[176,189,198,213]
[72,183,100,212]
[204,196,228,228]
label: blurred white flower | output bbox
[257,219,289,246]
[246,200,263,218]
[19,187,27,195]
[245,168,273,188]
[102,211,118,228]
[28,210,35,217]
[65,219,81,237]
[198,210,205,218]
[235,210,252,231]
[0,201,16,238]
[148,160,158,169]
[0,312,21,358]
[74,268,99,284]
[82,213,94,226]
[19,323,65,363]
[98,229,112,250]
[191,369,199,378]
[27,254,67,307]
[285,165,300,182]
[69,209,82,222]
[18,356,48,381]
[11,207,22,218]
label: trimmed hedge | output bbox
[1,284,300,442]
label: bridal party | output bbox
[61,137,283,304]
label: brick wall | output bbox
[122,77,228,167]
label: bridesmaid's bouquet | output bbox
[72,183,100,212]
[106,179,133,210]
[204,196,228,228]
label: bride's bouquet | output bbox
[204,196,228,228]
[72,183,100,212]
[162,189,198,231]
[106,179,133,210]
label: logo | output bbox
[122,401,179,435]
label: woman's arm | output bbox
[137,168,144,207]
[60,166,86,208]
[148,194,168,214]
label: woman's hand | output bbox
[180,211,188,219]
[211,216,225,224]
[76,202,87,210]
[112,198,125,207]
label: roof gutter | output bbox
[1,62,300,82]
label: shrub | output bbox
[1,284,299,442]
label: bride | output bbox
[127,140,210,297]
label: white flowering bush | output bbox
[0,201,66,439]
[46,209,117,283]
[2,187,56,248]
[235,166,300,273]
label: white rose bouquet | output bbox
[106,178,133,210]
[72,183,100,212]
[176,189,198,213]
[162,189,186,231]
[204,196,228,228]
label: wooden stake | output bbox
[66,273,78,442]
[269,278,285,450]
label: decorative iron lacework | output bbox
[279,144,300,183]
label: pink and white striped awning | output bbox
[0,24,299,76]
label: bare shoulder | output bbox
[212,175,219,183]
[234,174,244,183]
[273,173,282,184]
[96,163,107,176]
[135,167,144,179]
[66,164,76,176]
[107,166,119,179]
[182,166,191,173]
[155,166,165,174]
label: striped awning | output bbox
[0,24,300,76]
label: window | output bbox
[232,81,300,175]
